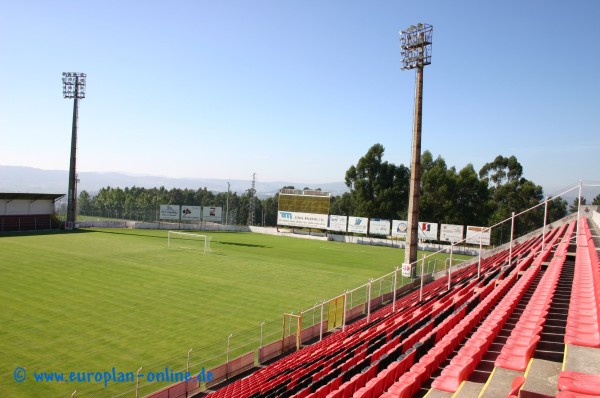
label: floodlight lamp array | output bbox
[62,72,86,99]
[400,23,433,70]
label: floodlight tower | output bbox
[62,72,86,227]
[400,23,432,277]
[247,173,256,226]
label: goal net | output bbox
[167,231,211,254]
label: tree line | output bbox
[77,186,277,226]
[78,143,599,244]
[340,144,599,243]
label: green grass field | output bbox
[0,228,469,397]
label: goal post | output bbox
[167,231,211,254]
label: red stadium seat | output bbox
[556,392,600,398]
[558,371,600,396]
[506,375,525,397]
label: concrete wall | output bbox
[0,199,54,215]
[249,226,478,254]
[250,226,328,240]
[328,232,479,255]
[75,220,251,232]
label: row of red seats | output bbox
[348,221,576,397]
[208,224,552,397]
[558,371,600,396]
[558,218,600,398]
[321,286,478,397]
[495,221,574,372]
[384,233,556,397]
[348,287,486,397]
[303,225,565,398]
[208,271,460,398]
[556,392,600,398]
[289,233,551,398]
[290,263,497,397]
[339,247,541,398]
[431,247,547,391]
[428,222,572,393]
[565,217,600,348]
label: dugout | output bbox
[0,193,65,232]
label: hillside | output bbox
[0,165,348,197]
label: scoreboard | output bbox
[277,189,330,214]
[277,189,331,228]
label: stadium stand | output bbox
[0,193,64,232]
[180,212,600,398]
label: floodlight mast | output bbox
[62,72,86,228]
[400,23,432,278]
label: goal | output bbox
[167,231,211,254]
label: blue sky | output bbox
[1,0,599,196]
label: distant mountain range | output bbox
[0,165,349,198]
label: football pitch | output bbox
[0,228,469,397]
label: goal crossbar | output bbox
[167,231,211,254]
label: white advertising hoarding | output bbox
[393,220,439,239]
[347,216,368,234]
[328,215,348,232]
[160,204,180,220]
[466,226,492,245]
[402,263,412,278]
[277,211,329,229]
[181,205,201,221]
[369,219,391,236]
[418,222,438,240]
[202,206,223,222]
[440,224,464,243]
[392,220,408,237]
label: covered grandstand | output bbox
[0,193,64,232]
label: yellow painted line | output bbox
[524,358,534,377]
[451,380,466,398]
[477,366,496,398]
[562,344,568,371]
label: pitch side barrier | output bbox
[74,220,251,231]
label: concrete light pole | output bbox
[400,24,432,277]
[62,72,86,229]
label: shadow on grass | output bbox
[86,229,270,248]
[217,241,271,248]
[84,228,167,240]
[0,228,95,238]
[4,228,274,249]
